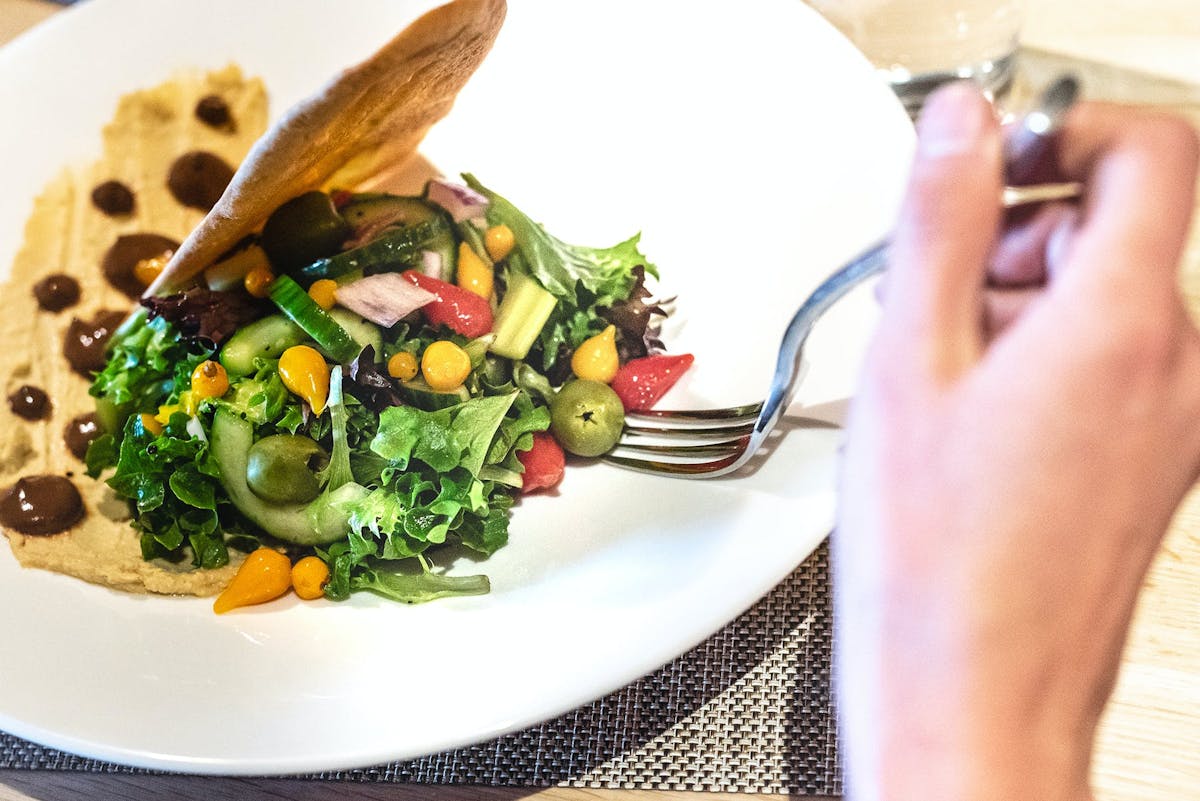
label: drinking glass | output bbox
[809,0,1024,115]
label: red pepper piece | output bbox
[610,353,694,412]
[402,270,493,338]
[518,432,565,494]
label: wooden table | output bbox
[1,2,1196,799]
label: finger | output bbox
[989,202,1076,287]
[883,82,1002,375]
[983,285,1044,339]
[1045,206,1082,282]
[1050,103,1199,296]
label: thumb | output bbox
[883,82,1002,378]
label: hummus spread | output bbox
[0,66,267,595]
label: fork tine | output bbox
[608,439,747,458]
[621,421,756,439]
[623,402,763,424]
[620,401,760,441]
[602,451,745,476]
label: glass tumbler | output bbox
[809,0,1024,116]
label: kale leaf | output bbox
[90,315,211,415]
[107,412,256,568]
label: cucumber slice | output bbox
[340,194,442,234]
[268,276,362,364]
[398,377,470,411]
[298,220,450,283]
[490,271,557,359]
[425,228,459,282]
[219,314,307,377]
[210,408,347,545]
[327,308,383,361]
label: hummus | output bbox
[0,66,267,595]
[1,0,506,603]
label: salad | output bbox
[84,176,693,611]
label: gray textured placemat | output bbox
[0,542,839,793]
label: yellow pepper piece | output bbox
[291,556,331,601]
[308,278,338,311]
[278,345,330,414]
[484,224,515,261]
[139,413,164,437]
[133,254,170,287]
[456,241,493,299]
[155,404,181,426]
[421,340,471,392]
[387,351,419,381]
[190,360,230,400]
[571,324,619,383]
[244,263,276,298]
[213,547,293,614]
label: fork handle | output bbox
[757,177,1085,439]
[756,242,888,437]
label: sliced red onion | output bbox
[334,273,437,328]
[426,178,489,223]
[421,249,443,278]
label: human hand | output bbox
[834,82,1200,801]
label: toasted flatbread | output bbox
[150,0,505,294]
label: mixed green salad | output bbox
[85,176,693,608]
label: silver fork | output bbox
[603,75,1082,478]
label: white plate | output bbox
[0,0,912,775]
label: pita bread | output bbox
[149,0,506,295]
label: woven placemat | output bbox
[0,541,839,793]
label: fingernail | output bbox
[916,82,987,158]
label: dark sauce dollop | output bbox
[64,413,103,461]
[8,385,50,421]
[101,233,179,299]
[91,180,135,216]
[195,95,233,130]
[167,151,234,211]
[0,475,84,535]
[64,310,127,376]
[32,273,81,312]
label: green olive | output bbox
[246,435,329,505]
[549,379,625,457]
[260,191,351,273]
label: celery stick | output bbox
[489,271,557,360]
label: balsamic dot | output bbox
[195,94,233,129]
[91,180,135,216]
